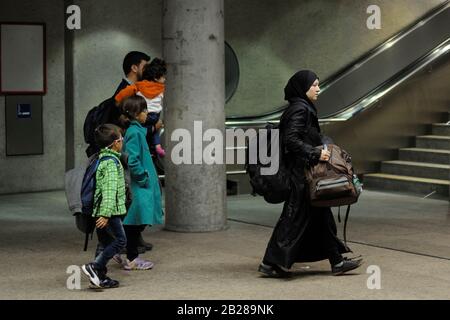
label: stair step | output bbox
[399,148,450,164]
[432,123,450,136]
[416,135,450,150]
[227,172,253,195]
[381,160,450,180]
[364,173,449,196]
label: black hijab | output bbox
[284,70,318,107]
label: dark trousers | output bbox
[322,228,343,266]
[93,217,127,272]
[124,225,143,262]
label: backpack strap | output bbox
[83,232,89,251]
[99,155,120,166]
[343,205,351,249]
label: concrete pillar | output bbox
[163,0,227,232]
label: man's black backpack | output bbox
[83,97,120,155]
[245,122,291,204]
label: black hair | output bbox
[142,58,167,82]
[94,124,122,149]
[122,51,151,75]
[119,95,147,128]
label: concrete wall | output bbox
[224,0,446,117]
[72,0,162,167]
[0,0,66,194]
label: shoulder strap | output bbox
[83,231,94,252]
[99,155,120,166]
[83,232,89,251]
[343,205,351,250]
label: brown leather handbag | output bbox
[305,144,361,208]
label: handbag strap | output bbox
[343,205,351,250]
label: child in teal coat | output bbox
[117,95,163,270]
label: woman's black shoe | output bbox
[258,263,290,278]
[332,259,363,276]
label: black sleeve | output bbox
[283,108,322,166]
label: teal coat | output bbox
[123,121,163,226]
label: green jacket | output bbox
[93,148,127,218]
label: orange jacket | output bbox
[115,80,165,104]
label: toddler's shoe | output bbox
[156,145,166,157]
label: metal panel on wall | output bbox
[0,23,46,94]
[5,95,43,156]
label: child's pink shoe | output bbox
[156,145,166,157]
[124,257,154,270]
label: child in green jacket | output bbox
[82,124,127,289]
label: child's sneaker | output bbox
[155,145,166,157]
[81,263,101,287]
[124,257,154,270]
[98,276,120,289]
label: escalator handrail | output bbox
[326,38,450,121]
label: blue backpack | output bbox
[78,155,119,251]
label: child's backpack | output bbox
[245,122,291,204]
[305,144,363,246]
[64,154,119,251]
[79,155,120,251]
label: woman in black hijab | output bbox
[258,70,362,277]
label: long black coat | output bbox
[263,97,350,269]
